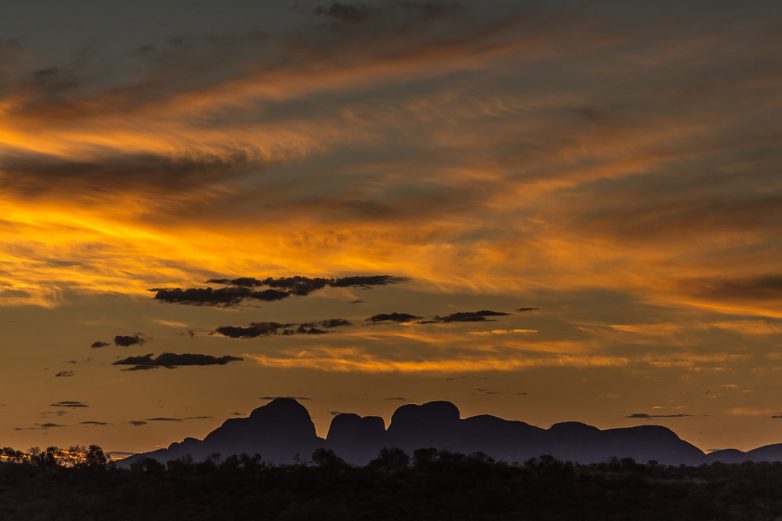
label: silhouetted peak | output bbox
[712,448,745,455]
[390,400,460,429]
[250,397,309,419]
[466,414,518,425]
[618,424,681,440]
[463,414,538,431]
[124,399,713,467]
[167,437,199,450]
[707,448,746,458]
[328,413,385,442]
[363,415,385,429]
[202,397,317,446]
[548,422,600,434]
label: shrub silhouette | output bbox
[4,445,782,520]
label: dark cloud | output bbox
[90,341,110,349]
[684,274,782,302]
[129,421,148,426]
[330,275,404,288]
[370,310,510,325]
[114,334,145,347]
[153,286,289,306]
[295,319,351,335]
[431,310,510,323]
[315,318,351,328]
[626,413,695,419]
[15,422,67,431]
[54,371,74,378]
[159,275,404,306]
[51,401,88,408]
[113,352,243,371]
[38,423,65,429]
[80,421,108,426]
[0,289,30,298]
[215,322,292,338]
[295,325,327,335]
[517,307,539,312]
[0,150,254,198]
[315,1,462,24]
[368,312,422,323]
[215,318,350,338]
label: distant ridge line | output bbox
[121,398,781,467]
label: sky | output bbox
[0,0,781,457]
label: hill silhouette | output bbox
[122,398,719,466]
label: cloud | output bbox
[684,274,782,303]
[430,310,510,323]
[38,423,65,429]
[153,287,290,306]
[54,371,74,377]
[368,312,422,323]
[215,319,351,338]
[247,347,629,373]
[215,322,293,338]
[114,334,145,347]
[314,1,463,24]
[157,275,404,306]
[0,289,30,298]
[79,421,108,426]
[113,352,243,370]
[129,415,212,424]
[90,341,110,348]
[0,151,254,199]
[626,413,695,419]
[517,307,539,312]
[51,401,88,408]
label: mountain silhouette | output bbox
[121,398,730,466]
[706,443,782,463]
[126,398,321,465]
[327,413,386,464]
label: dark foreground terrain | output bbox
[3,447,782,521]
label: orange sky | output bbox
[0,0,781,456]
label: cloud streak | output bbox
[155,276,404,306]
[113,353,243,371]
